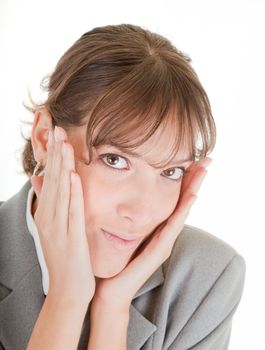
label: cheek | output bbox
[76,168,117,223]
[160,186,182,219]
[75,161,183,230]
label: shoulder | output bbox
[162,225,246,306]
[156,224,246,347]
[165,223,246,274]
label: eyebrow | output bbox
[105,144,193,168]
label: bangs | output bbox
[21,23,216,177]
[83,55,215,167]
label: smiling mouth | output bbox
[102,229,141,251]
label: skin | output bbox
[27,107,212,349]
[30,108,211,298]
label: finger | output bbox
[192,157,212,170]
[178,169,207,209]
[183,157,212,181]
[36,129,58,223]
[180,157,211,196]
[37,128,64,231]
[186,156,212,194]
[68,171,86,240]
[167,162,209,235]
[53,140,74,235]
[49,128,64,223]
[198,157,213,169]
[188,168,208,194]
[166,192,197,233]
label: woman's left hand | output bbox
[92,157,213,313]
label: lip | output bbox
[102,229,141,251]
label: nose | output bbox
[116,184,157,228]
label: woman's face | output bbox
[66,124,193,278]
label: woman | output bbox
[0,23,246,349]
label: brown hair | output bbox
[21,23,216,177]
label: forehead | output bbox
[129,123,191,163]
[69,119,192,165]
[99,121,192,168]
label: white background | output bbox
[0,0,264,348]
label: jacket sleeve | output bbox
[168,253,246,350]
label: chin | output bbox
[94,267,124,278]
[89,239,140,278]
[94,271,119,278]
[92,258,129,278]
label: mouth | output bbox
[101,229,141,251]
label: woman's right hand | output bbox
[30,126,96,305]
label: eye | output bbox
[99,153,186,182]
[162,167,185,182]
[99,153,128,171]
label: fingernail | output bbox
[190,195,197,206]
[204,158,213,168]
[54,126,64,142]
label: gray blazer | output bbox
[0,180,246,350]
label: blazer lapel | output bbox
[0,180,46,349]
[127,265,164,349]
[0,265,46,349]
[0,180,164,350]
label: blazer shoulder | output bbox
[160,225,246,349]
[163,223,246,287]
[178,223,244,262]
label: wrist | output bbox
[87,298,130,350]
[90,295,131,317]
[46,291,90,312]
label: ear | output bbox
[30,108,55,204]
[31,107,53,165]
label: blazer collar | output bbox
[0,179,164,349]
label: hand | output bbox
[91,157,212,312]
[30,126,95,305]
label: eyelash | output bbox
[98,153,186,182]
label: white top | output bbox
[26,186,49,295]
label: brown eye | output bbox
[162,167,184,181]
[99,153,128,170]
[99,152,186,182]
